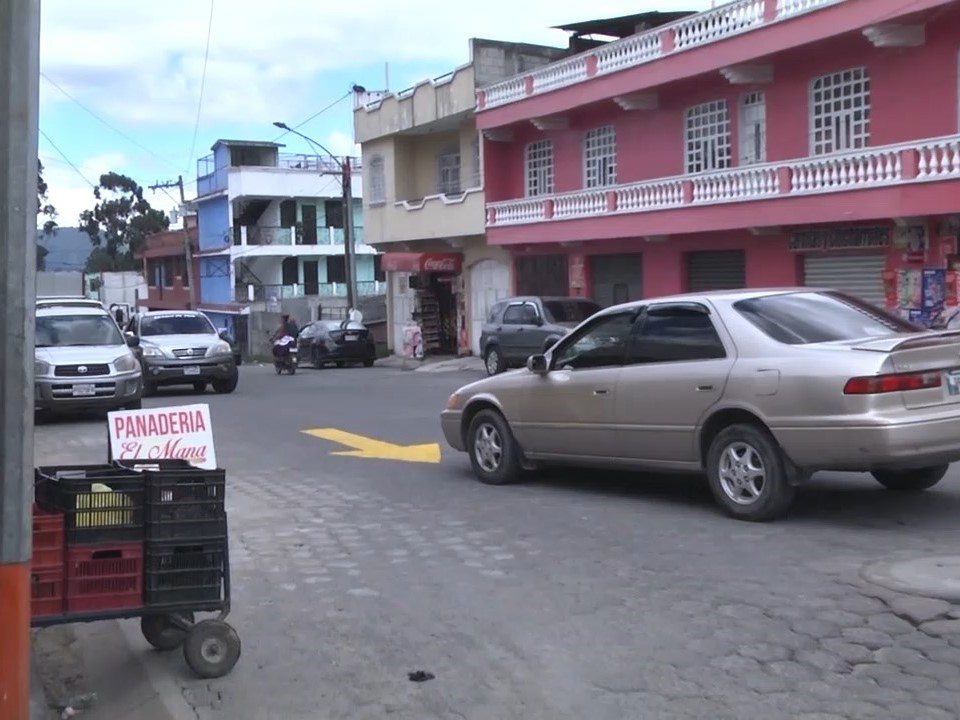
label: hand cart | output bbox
[30,460,241,679]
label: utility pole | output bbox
[342,157,357,313]
[149,176,196,308]
[0,1,40,718]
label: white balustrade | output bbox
[489,199,545,225]
[916,139,960,179]
[532,56,589,94]
[673,0,765,50]
[615,180,685,212]
[692,166,779,203]
[553,190,608,219]
[789,149,902,193]
[483,77,526,108]
[595,33,663,75]
[776,0,844,19]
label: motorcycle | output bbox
[272,335,298,375]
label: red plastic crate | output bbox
[31,567,65,617]
[32,504,65,569]
[66,542,144,613]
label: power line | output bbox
[38,129,96,188]
[272,91,351,143]
[186,0,216,176]
[40,72,179,171]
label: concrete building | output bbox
[137,214,200,311]
[191,139,381,338]
[476,0,960,320]
[354,38,568,357]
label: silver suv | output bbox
[126,310,239,395]
[34,302,143,416]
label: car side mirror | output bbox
[533,316,544,326]
[125,334,140,348]
[527,354,549,374]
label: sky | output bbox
[38,0,712,229]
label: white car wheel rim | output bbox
[474,423,503,473]
[718,441,766,505]
[486,350,499,374]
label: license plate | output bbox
[344,334,358,341]
[183,366,201,376]
[71,384,95,397]
[947,370,960,396]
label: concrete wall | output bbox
[36,271,83,296]
[469,38,569,89]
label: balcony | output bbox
[477,0,935,112]
[487,135,960,231]
[233,281,386,303]
[231,225,367,247]
[365,188,485,245]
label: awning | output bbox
[380,252,463,274]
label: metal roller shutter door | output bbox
[591,253,643,307]
[686,250,746,292]
[802,254,886,307]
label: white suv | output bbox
[34,302,143,417]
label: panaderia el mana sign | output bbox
[107,403,217,469]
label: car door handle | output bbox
[593,389,609,395]
[696,384,714,391]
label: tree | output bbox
[80,172,169,272]
[37,160,58,270]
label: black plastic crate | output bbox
[35,465,145,545]
[145,539,225,606]
[130,461,227,542]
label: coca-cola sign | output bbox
[421,255,461,274]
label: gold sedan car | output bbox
[440,289,960,522]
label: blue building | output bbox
[192,139,382,337]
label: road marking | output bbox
[302,427,441,464]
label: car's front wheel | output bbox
[872,465,949,492]
[484,346,504,376]
[466,409,522,485]
[212,374,239,394]
[705,423,797,522]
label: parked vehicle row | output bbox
[443,288,960,522]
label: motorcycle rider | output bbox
[272,314,299,360]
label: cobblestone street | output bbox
[33,365,960,720]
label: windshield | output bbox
[734,291,922,345]
[141,314,216,337]
[36,314,124,347]
[544,300,602,324]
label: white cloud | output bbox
[324,130,360,158]
[40,0,710,129]
[38,150,178,230]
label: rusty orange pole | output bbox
[0,1,41,719]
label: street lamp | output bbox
[272,121,358,312]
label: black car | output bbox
[297,319,376,369]
[479,296,602,375]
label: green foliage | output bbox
[37,160,57,270]
[80,171,169,272]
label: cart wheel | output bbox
[183,620,241,679]
[141,612,194,652]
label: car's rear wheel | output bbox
[706,423,796,522]
[466,409,522,485]
[484,346,504,376]
[871,465,948,492]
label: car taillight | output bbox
[843,371,942,395]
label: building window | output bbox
[368,154,385,205]
[583,125,617,188]
[146,259,162,287]
[373,255,386,282]
[739,92,766,165]
[685,100,731,174]
[324,200,344,229]
[438,145,461,195]
[471,137,481,188]
[281,257,299,286]
[810,67,870,155]
[525,139,554,197]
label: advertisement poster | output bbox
[922,268,946,313]
[107,404,217,469]
[882,270,898,309]
[948,271,959,307]
[898,269,922,310]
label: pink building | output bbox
[477,0,960,318]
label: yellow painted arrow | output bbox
[302,427,441,464]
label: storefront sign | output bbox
[895,224,928,263]
[788,226,890,252]
[108,403,217,469]
[380,252,463,274]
